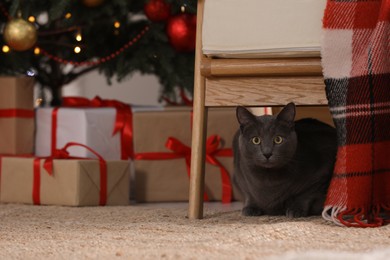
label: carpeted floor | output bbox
[1,202,389,259]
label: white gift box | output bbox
[35,107,122,160]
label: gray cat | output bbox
[233,103,337,218]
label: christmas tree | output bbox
[0,0,196,105]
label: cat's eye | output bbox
[274,136,283,144]
[252,136,261,145]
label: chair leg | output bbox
[188,0,207,220]
[188,80,208,220]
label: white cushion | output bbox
[202,0,326,58]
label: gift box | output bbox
[0,76,35,155]
[0,152,130,206]
[35,107,123,159]
[133,107,242,203]
[35,97,135,160]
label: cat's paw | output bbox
[242,206,264,216]
[285,208,308,218]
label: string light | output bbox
[181,5,186,13]
[114,21,120,28]
[26,70,35,76]
[75,31,82,42]
[28,16,35,22]
[74,46,81,53]
[34,47,41,55]
[2,45,10,53]
[65,13,72,19]
[35,98,43,106]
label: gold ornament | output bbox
[3,18,37,51]
[82,0,105,7]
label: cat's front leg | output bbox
[242,206,264,216]
[285,193,326,218]
[285,198,310,218]
[242,197,264,216]
[286,194,325,218]
[285,207,308,218]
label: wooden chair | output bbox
[188,0,328,219]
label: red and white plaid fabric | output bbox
[321,0,390,227]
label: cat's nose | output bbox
[263,153,272,159]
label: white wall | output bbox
[42,70,270,116]
[30,61,273,188]
[62,70,162,106]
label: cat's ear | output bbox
[277,102,296,123]
[236,106,256,126]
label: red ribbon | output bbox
[51,107,59,157]
[0,109,34,118]
[43,142,108,206]
[134,135,233,203]
[51,96,133,160]
[33,158,41,205]
[204,135,233,204]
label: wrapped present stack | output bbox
[0,80,130,206]
[34,97,241,203]
[1,82,242,206]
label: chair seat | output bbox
[202,0,326,58]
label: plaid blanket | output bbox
[321,0,390,227]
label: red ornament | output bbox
[166,13,196,52]
[144,0,171,22]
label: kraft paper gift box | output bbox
[0,157,130,206]
[0,76,35,154]
[133,107,242,203]
[35,107,123,160]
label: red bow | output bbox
[51,96,133,160]
[135,135,233,203]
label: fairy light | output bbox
[65,13,72,19]
[114,21,120,28]
[74,46,81,53]
[28,16,35,22]
[75,31,82,42]
[181,5,186,13]
[2,45,10,53]
[35,98,43,106]
[34,47,41,55]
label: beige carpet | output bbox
[1,202,390,260]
